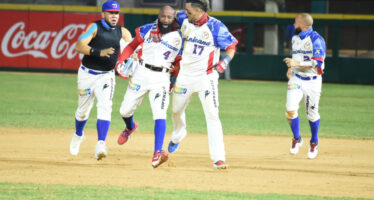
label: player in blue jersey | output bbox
[283,13,326,159]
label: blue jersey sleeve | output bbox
[208,19,237,50]
[176,11,187,26]
[138,23,153,39]
[311,33,326,67]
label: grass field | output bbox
[0,72,373,138]
[0,71,373,200]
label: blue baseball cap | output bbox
[102,1,120,12]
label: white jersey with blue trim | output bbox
[291,28,326,77]
[138,23,183,69]
[177,11,237,77]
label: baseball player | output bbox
[116,6,183,168]
[69,0,132,160]
[283,13,326,159]
[167,0,238,169]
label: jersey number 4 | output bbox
[163,51,171,59]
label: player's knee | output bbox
[285,110,297,119]
[97,107,112,121]
[75,110,89,121]
[153,110,167,120]
[307,112,320,122]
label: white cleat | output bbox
[289,137,303,155]
[95,140,107,160]
[70,133,84,156]
[308,142,319,159]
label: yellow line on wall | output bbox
[1,3,374,20]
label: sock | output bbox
[97,119,110,141]
[309,119,320,143]
[75,119,87,136]
[122,115,134,130]
[154,119,166,154]
[290,117,300,139]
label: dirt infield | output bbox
[0,128,373,199]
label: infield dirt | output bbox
[0,128,373,199]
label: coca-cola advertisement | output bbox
[0,10,123,70]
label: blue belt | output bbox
[295,73,317,81]
[81,66,109,75]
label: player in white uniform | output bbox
[167,0,238,169]
[116,6,183,168]
[283,13,326,159]
[69,1,132,160]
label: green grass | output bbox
[0,182,369,200]
[0,71,373,138]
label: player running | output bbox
[69,0,132,160]
[283,13,326,159]
[167,0,238,169]
[116,6,183,168]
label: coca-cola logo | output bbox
[1,22,86,60]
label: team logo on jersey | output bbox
[315,49,322,56]
[128,80,141,91]
[174,86,187,94]
[288,83,300,90]
[173,38,181,46]
[78,88,91,96]
[304,42,312,50]
[202,31,209,40]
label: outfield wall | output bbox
[0,4,373,84]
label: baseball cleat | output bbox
[168,141,179,153]
[290,137,303,155]
[308,141,319,159]
[152,150,169,168]
[117,122,139,145]
[70,133,84,156]
[213,160,228,169]
[95,140,107,160]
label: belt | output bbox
[145,64,170,73]
[81,66,110,75]
[295,73,317,81]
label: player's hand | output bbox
[100,47,115,58]
[287,68,292,80]
[116,61,129,79]
[283,58,300,68]
[214,61,226,73]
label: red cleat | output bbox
[117,122,138,145]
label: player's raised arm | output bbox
[117,27,145,63]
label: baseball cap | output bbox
[102,1,120,12]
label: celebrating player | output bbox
[69,0,132,160]
[167,0,238,169]
[116,6,183,168]
[283,13,326,159]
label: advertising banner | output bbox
[0,10,123,70]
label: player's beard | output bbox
[295,27,302,35]
[158,20,172,34]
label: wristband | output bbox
[90,48,100,57]
[222,55,232,66]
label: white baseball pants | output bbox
[286,73,322,122]
[119,64,170,120]
[171,71,226,163]
[75,66,115,121]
